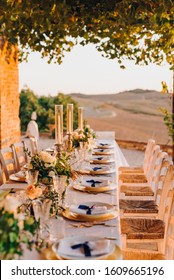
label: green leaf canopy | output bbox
[0,0,173,68]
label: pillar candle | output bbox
[67,104,73,133]
[78,107,84,130]
[55,105,63,144]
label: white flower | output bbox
[85,125,90,129]
[39,151,56,166]
[3,195,21,213]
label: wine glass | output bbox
[52,175,67,206]
[32,199,51,239]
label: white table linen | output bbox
[0,131,129,260]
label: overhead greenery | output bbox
[19,86,78,133]
[0,0,173,68]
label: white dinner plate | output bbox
[80,178,110,187]
[93,149,114,155]
[94,143,114,149]
[53,236,115,260]
[73,181,116,193]
[9,174,27,182]
[80,165,115,175]
[91,156,115,164]
[69,201,115,215]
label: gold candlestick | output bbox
[54,143,63,158]
[67,133,72,151]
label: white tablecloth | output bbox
[1,131,129,260]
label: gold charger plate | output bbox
[62,208,118,222]
[91,158,115,164]
[95,145,114,149]
[43,244,121,260]
[93,150,114,156]
[73,183,116,193]
[89,166,115,175]
[80,168,115,175]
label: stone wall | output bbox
[117,139,172,156]
[0,37,20,148]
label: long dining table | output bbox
[0,131,129,260]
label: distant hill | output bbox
[70,89,171,145]
[70,89,169,116]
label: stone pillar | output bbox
[0,37,20,148]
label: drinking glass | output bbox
[49,216,65,242]
[26,170,39,185]
[32,199,51,239]
[53,175,67,206]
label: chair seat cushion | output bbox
[119,174,148,183]
[120,185,154,196]
[119,167,144,173]
[121,218,165,239]
[123,250,166,260]
[119,199,158,213]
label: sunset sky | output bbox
[19,43,172,96]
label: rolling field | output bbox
[70,89,171,145]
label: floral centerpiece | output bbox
[27,150,76,185]
[25,150,80,217]
[72,123,96,148]
[0,191,38,260]
[29,151,57,185]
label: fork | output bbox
[70,222,117,228]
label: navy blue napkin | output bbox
[71,242,91,257]
[96,157,103,160]
[86,179,102,187]
[93,167,102,171]
[78,204,95,214]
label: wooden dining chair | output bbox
[119,144,160,184]
[10,140,27,171]
[119,147,165,199]
[119,157,173,218]
[29,136,39,155]
[120,164,174,255]
[0,147,17,181]
[118,139,155,174]
[122,184,174,260]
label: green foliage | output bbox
[0,0,173,68]
[160,106,174,144]
[19,87,40,131]
[160,81,174,144]
[0,192,38,260]
[19,86,78,133]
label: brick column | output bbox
[0,37,20,148]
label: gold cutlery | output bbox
[70,222,117,228]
